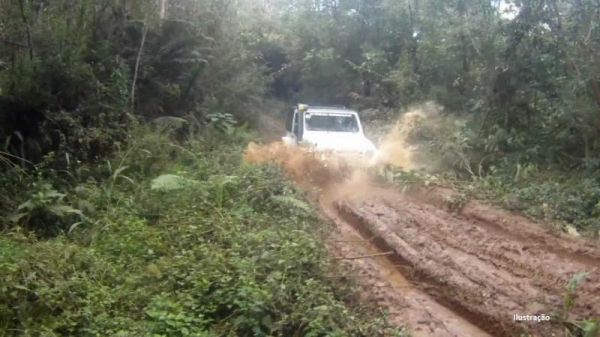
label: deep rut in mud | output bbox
[322,192,493,337]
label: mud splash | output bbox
[243,141,353,187]
[371,110,424,170]
[364,101,445,172]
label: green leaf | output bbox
[119,175,136,185]
[113,165,130,178]
[44,190,65,199]
[47,205,81,217]
[582,319,600,337]
[261,315,273,329]
[233,315,247,326]
[151,174,203,192]
[271,195,311,213]
[9,212,28,223]
[16,200,33,212]
[567,271,589,291]
[68,222,85,235]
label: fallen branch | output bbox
[331,235,377,243]
[332,251,394,260]
[324,274,374,278]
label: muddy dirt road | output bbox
[247,113,600,336]
[321,179,600,337]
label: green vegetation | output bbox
[380,160,600,238]
[562,273,599,337]
[2,0,600,335]
[0,126,403,336]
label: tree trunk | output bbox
[458,0,468,96]
[131,19,149,112]
[491,1,540,113]
[407,0,420,85]
[573,0,600,122]
[17,0,33,61]
[159,0,166,20]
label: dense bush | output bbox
[471,173,600,237]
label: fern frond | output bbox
[152,116,188,132]
[270,195,311,213]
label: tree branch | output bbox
[0,40,29,49]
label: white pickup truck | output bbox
[282,104,378,162]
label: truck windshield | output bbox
[304,113,359,133]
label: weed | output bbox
[558,272,600,337]
[9,182,84,238]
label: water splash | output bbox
[370,102,443,170]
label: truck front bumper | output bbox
[311,149,377,167]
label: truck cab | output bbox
[282,104,378,160]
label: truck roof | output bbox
[305,105,346,109]
[305,106,358,115]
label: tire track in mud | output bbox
[325,186,600,337]
[322,197,492,337]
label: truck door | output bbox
[285,107,294,134]
[283,108,299,145]
[283,105,305,145]
[295,109,304,141]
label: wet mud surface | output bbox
[322,184,600,337]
